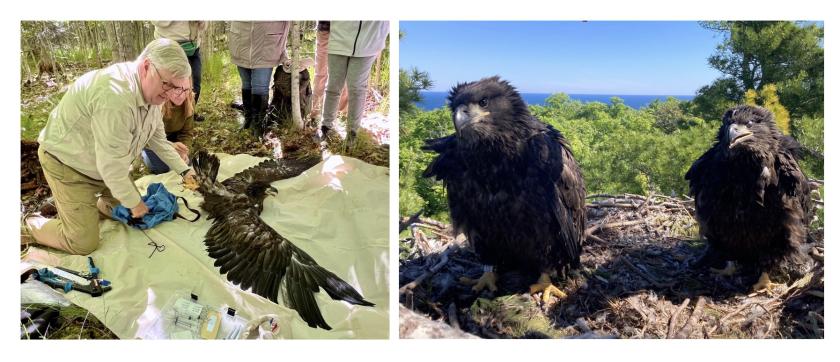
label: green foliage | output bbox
[696,21,824,119]
[399,107,452,219]
[20,88,65,141]
[744,84,792,134]
[688,77,739,121]
[399,67,433,116]
[532,99,718,196]
[793,115,824,180]
[645,97,705,134]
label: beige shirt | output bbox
[38,62,189,209]
[228,21,290,69]
[151,21,207,48]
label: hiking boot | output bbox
[320,125,340,143]
[346,130,358,150]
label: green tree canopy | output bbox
[696,21,823,119]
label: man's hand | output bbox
[182,169,199,191]
[173,142,189,162]
[131,201,149,219]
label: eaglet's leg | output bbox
[459,266,498,293]
[529,272,567,304]
[751,271,783,293]
[710,260,738,277]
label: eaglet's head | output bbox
[246,181,278,200]
[716,105,781,156]
[447,76,530,140]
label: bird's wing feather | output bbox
[527,129,586,265]
[222,156,322,193]
[205,207,373,330]
[422,135,463,180]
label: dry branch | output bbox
[399,247,454,295]
[667,298,691,338]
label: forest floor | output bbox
[20,64,390,339]
[399,193,824,339]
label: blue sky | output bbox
[400,21,724,95]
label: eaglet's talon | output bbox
[529,273,567,304]
[710,261,738,277]
[460,271,498,293]
[751,272,781,293]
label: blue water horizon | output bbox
[416,91,694,111]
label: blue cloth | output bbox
[112,183,179,229]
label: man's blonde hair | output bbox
[138,38,191,78]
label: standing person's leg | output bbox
[338,86,349,114]
[238,66,254,129]
[141,148,171,174]
[344,55,377,137]
[189,47,204,121]
[250,67,273,137]
[26,148,106,255]
[321,54,350,136]
[310,29,330,121]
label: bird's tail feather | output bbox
[191,149,220,184]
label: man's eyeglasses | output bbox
[150,62,190,96]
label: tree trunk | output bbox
[89,22,103,67]
[290,21,302,129]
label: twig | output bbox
[621,257,670,288]
[575,317,592,334]
[587,219,647,235]
[587,234,606,244]
[418,217,449,230]
[78,310,90,339]
[636,193,654,211]
[719,299,757,324]
[447,303,460,330]
[399,247,454,294]
[675,297,706,339]
[667,298,690,338]
[399,211,422,233]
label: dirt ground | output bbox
[399,194,824,339]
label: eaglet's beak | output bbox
[454,104,490,131]
[728,123,753,148]
[266,186,279,197]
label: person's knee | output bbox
[65,231,100,255]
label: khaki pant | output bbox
[310,29,347,120]
[27,147,119,255]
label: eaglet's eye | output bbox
[478,98,489,107]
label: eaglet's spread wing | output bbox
[221,155,322,194]
[191,150,374,330]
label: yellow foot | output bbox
[529,273,567,304]
[459,271,498,293]
[751,272,781,293]
[710,261,738,277]
[183,176,200,191]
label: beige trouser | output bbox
[310,29,348,120]
[27,147,119,255]
[322,54,376,132]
